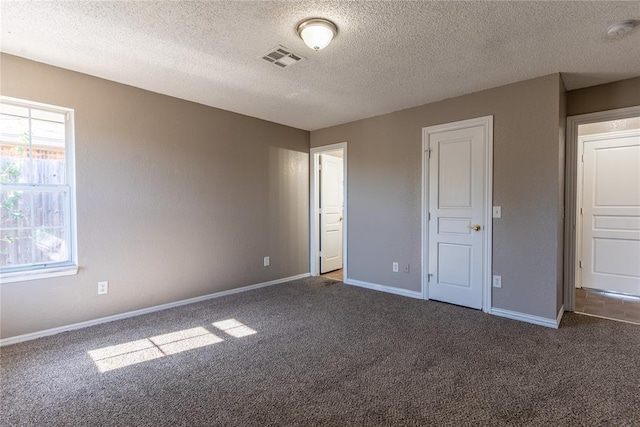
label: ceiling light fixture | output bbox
[297,18,337,51]
[606,20,638,38]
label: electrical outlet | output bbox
[492,275,502,288]
[392,262,399,273]
[263,256,270,267]
[492,206,502,218]
[97,281,109,295]
[403,264,410,273]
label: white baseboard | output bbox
[344,278,423,300]
[0,273,310,347]
[490,307,561,329]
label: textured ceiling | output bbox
[2,1,640,131]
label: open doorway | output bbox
[310,143,347,282]
[565,106,640,324]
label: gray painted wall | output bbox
[567,76,640,117]
[0,54,310,339]
[311,74,565,320]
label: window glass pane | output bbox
[0,113,29,145]
[0,114,31,184]
[33,190,67,228]
[32,148,66,185]
[31,118,66,185]
[1,190,31,229]
[0,144,31,184]
[31,119,65,149]
[34,227,67,264]
[0,229,33,268]
[1,189,69,269]
[31,109,65,123]
[0,104,29,118]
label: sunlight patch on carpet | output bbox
[212,319,257,337]
[88,339,165,372]
[88,322,257,372]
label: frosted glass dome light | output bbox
[606,20,639,38]
[297,18,337,51]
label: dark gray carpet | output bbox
[1,276,639,426]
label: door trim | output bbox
[310,142,347,278]
[565,105,640,311]
[421,116,493,312]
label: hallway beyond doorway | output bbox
[575,288,640,325]
[321,269,343,282]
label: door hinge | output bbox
[580,208,583,215]
[428,148,432,159]
[318,208,322,214]
[579,261,582,268]
[428,212,431,221]
[319,251,322,257]
[318,163,322,170]
[427,273,433,282]
[581,154,584,162]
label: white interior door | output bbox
[581,129,640,295]
[428,125,486,309]
[320,154,343,273]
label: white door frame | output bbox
[564,105,640,311]
[310,142,348,278]
[421,116,493,312]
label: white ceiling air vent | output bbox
[260,46,305,68]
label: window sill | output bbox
[0,265,78,284]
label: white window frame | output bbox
[0,96,78,283]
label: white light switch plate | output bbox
[492,206,502,218]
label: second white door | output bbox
[427,123,488,309]
[580,129,640,295]
[320,153,344,273]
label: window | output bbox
[0,97,77,282]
